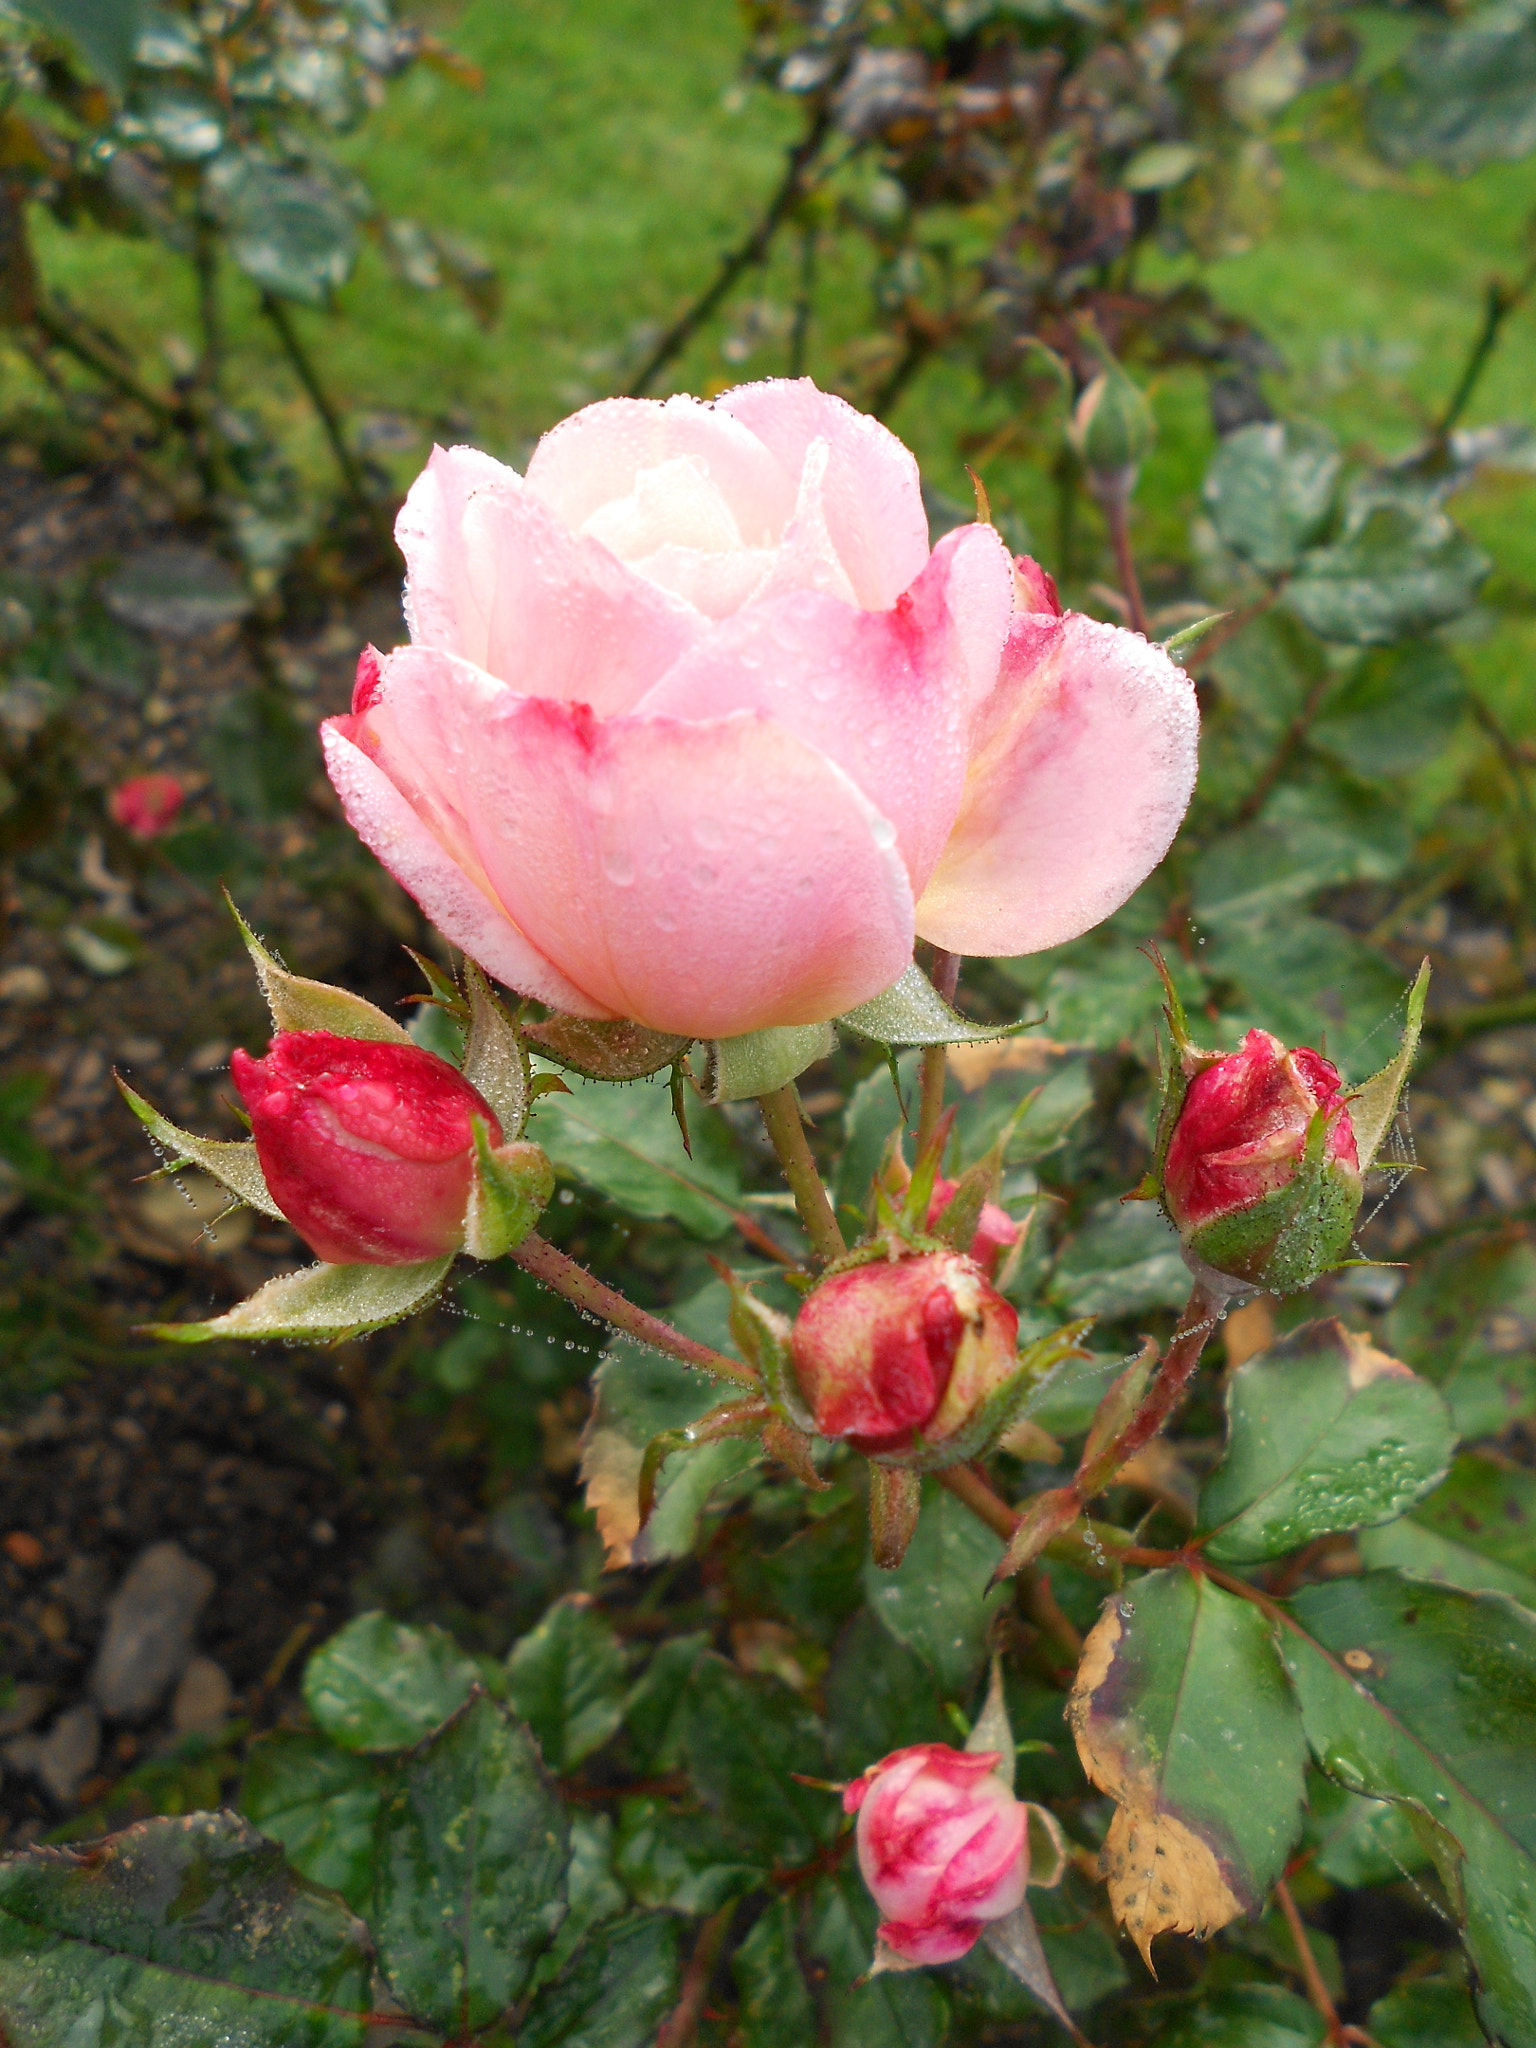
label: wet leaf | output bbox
[373,1691,569,2032]
[678,1655,833,1869]
[231,901,408,1043]
[825,1608,949,1778]
[20,0,142,91]
[103,544,251,639]
[1312,643,1466,779]
[209,152,358,304]
[1068,1568,1308,1966]
[302,1610,479,1753]
[523,1013,689,1082]
[808,1867,951,2048]
[1385,1228,1536,1436]
[518,1909,679,2048]
[239,1730,380,1910]
[531,1069,742,1239]
[613,1797,762,1914]
[1284,507,1490,645]
[1197,1320,1454,1562]
[1204,419,1341,575]
[0,1812,372,2045]
[117,1078,282,1219]
[841,961,1032,1046]
[1280,1572,1536,2046]
[506,1598,628,1774]
[1358,1454,1536,1607]
[861,1477,1006,1694]
[1051,1200,1189,1319]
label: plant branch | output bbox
[259,292,373,513]
[1101,488,1149,638]
[757,1084,846,1265]
[628,103,831,398]
[1228,667,1332,830]
[33,298,173,425]
[1274,1877,1355,2048]
[916,948,961,1156]
[1434,243,1536,445]
[509,1230,760,1387]
[655,1902,734,2048]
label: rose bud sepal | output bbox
[230,893,412,1047]
[462,1118,555,1261]
[142,1254,456,1348]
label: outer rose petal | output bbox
[717,378,931,609]
[524,394,797,547]
[396,444,520,662]
[637,524,1013,896]
[321,720,613,1018]
[916,614,1198,956]
[879,1916,989,1966]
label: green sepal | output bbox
[637,1398,772,1528]
[762,1414,827,1492]
[523,1012,692,1082]
[900,1106,954,1238]
[724,1276,806,1424]
[874,1320,1093,1475]
[463,1122,554,1261]
[228,894,409,1044]
[703,1022,833,1103]
[1186,1105,1363,1293]
[839,962,1037,1048]
[142,1255,453,1345]
[1349,957,1430,1171]
[403,946,464,1012]
[461,962,532,1137]
[1160,612,1229,659]
[930,1135,1006,1256]
[116,1076,284,1219]
[1141,944,1227,1199]
[868,1464,922,1570]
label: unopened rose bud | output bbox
[926,1175,1022,1279]
[844,1744,1027,1965]
[1069,339,1155,501]
[790,1250,1019,1456]
[1162,1028,1362,1294]
[232,1030,503,1265]
[110,772,183,840]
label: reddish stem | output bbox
[1275,1876,1352,2048]
[655,1902,734,2048]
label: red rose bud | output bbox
[790,1251,1020,1457]
[110,772,183,840]
[1162,1028,1362,1293]
[232,1030,502,1265]
[926,1174,1023,1279]
[844,1744,1026,1966]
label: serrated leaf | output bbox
[1358,1454,1536,1608]
[1349,959,1429,1173]
[735,1895,818,2048]
[1202,914,1405,1053]
[1204,420,1341,575]
[518,1909,680,2048]
[373,1691,569,2032]
[460,962,530,1134]
[229,900,408,1043]
[1068,1569,1308,1967]
[0,1812,373,2045]
[531,1070,743,1238]
[1386,1228,1536,1436]
[680,1655,834,1869]
[534,1810,624,1986]
[1198,1320,1454,1562]
[841,961,1031,1046]
[1284,506,1490,645]
[239,1731,380,1910]
[302,1610,479,1753]
[146,1255,453,1344]
[862,1478,1006,1694]
[506,1598,628,1774]
[1051,1200,1189,1319]
[118,1077,283,1218]
[1368,16,1536,171]
[1279,1573,1536,2047]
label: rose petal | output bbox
[717,377,931,608]
[321,719,612,1018]
[916,614,1198,956]
[396,443,519,663]
[637,524,1013,895]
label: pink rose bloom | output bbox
[790,1249,1019,1455]
[322,378,1197,1039]
[844,1743,1027,1965]
[926,1173,1023,1277]
[231,1030,501,1265]
[110,772,183,840]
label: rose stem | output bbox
[1274,1877,1353,2048]
[1102,488,1150,639]
[756,1084,847,1264]
[916,948,961,1156]
[654,1902,735,2048]
[510,1230,760,1389]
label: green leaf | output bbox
[1051,1200,1190,1319]
[1368,1977,1486,2048]
[613,1797,762,1914]
[19,0,141,91]
[1205,916,1407,1057]
[0,1812,373,2045]
[239,1731,380,1911]
[1194,776,1413,928]
[745,1499,866,1647]
[861,1478,1006,1695]
[1368,16,1536,172]
[1069,1569,1308,1966]
[1198,1320,1454,1562]
[623,1633,711,1775]
[1358,1452,1536,1608]
[146,1255,454,1345]
[229,900,408,1042]
[207,153,358,304]
[734,1896,818,2048]
[1280,1573,1536,2047]
[302,1610,479,1753]
[1308,1775,1432,1888]
[840,961,1031,1047]
[1313,643,1467,779]
[531,1070,743,1239]
[373,1691,569,2032]
[1140,1984,1327,2046]
[536,1811,625,1984]
[1284,506,1490,645]
[506,1598,628,1774]
[117,1078,282,1218]
[1385,1227,1536,1436]
[679,1655,833,1869]
[706,1021,833,1100]
[825,1608,949,1778]
[1204,420,1342,576]
[518,1910,680,2048]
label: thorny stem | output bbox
[916,948,961,1156]
[509,1230,760,1388]
[655,1902,734,2048]
[1102,488,1149,638]
[628,103,831,398]
[259,292,374,513]
[756,1084,847,1265]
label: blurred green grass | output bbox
[18,0,1536,725]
